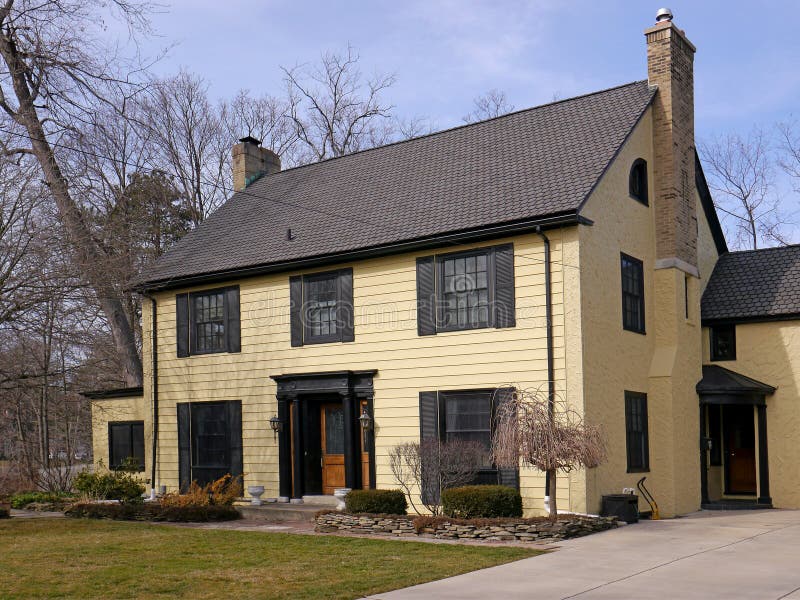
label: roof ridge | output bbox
[259,80,651,180]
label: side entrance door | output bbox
[724,404,757,495]
[320,403,345,494]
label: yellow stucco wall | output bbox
[576,108,719,517]
[90,394,150,482]
[144,230,581,515]
[702,321,800,508]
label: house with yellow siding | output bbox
[84,12,799,517]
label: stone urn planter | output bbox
[333,488,351,511]
[247,485,265,506]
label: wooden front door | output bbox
[724,405,757,495]
[321,403,345,495]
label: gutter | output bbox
[534,226,556,507]
[133,212,591,293]
[141,293,159,500]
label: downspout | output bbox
[534,226,556,511]
[141,293,159,500]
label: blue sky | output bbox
[142,1,798,139]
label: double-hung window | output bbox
[289,268,354,346]
[108,421,145,471]
[175,286,241,357]
[621,253,645,334]
[416,244,516,335]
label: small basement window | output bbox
[710,324,736,361]
[629,159,648,205]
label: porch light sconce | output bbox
[359,409,373,431]
[269,414,284,440]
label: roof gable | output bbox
[137,81,655,290]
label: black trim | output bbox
[703,313,800,327]
[757,404,771,505]
[629,158,649,205]
[133,213,589,292]
[81,387,144,399]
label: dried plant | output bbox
[389,439,486,515]
[160,474,243,508]
[492,388,606,519]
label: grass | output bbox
[0,518,540,599]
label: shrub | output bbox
[73,469,145,504]
[345,489,407,515]
[10,491,76,509]
[160,474,243,508]
[441,485,523,518]
[64,501,240,522]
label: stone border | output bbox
[315,512,618,542]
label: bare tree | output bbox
[0,0,153,385]
[778,119,800,194]
[147,71,228,225]
[700,129,789,249]
[283,46,397,163]
[492,388,605,519]
[462,89,515,123]
[220,89,299,166]
[389,439,486,515]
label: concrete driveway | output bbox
[372,510,800,599]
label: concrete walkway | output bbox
[372,510,800,600]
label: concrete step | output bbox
[302,495,339,507]
[237,503,323,522]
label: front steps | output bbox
[237,495,338,522]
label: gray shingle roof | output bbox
[137,81,655,290]
[702,245,800,322]
[696,365,775,395]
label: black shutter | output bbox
[416,256,436,336]
[176,293,189,357]
[338,268,354,342]
[177,403,191,492]
[493,244,516,328]
[227,401,243,483]
[225,287,241,353]
[289,276,303,347]
[419,391,439,505]
[493,387,519,490]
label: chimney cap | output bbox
[239,135,262,146]
[655,7,673,22]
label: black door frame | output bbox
[272,370,376,498]
[699,394,771,506]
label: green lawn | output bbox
[0,519,540,599]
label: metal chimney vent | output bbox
[656,8,674,22]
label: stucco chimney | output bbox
[232,136,281,192]
[645,9,698,272]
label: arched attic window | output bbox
[629,159,648,205]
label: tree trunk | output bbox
[0,34,143,385]
[548,469,558,520]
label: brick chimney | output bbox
[232,136,281,192]
[646,9,698,272]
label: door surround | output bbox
[272,370,376,498]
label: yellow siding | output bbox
[576,108,720,516]
[147,231,578,515]
[702,321,800,508]
[90,395,150,483]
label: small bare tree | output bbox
[492,388,605,519]
[462,89,515,123]
[389,439,486,515]
[700,129,789,249]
